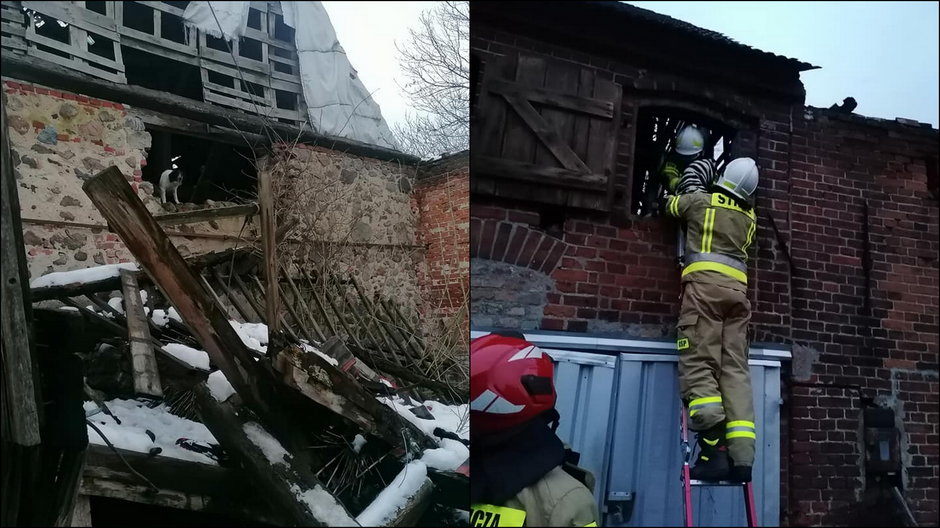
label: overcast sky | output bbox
[321,1,434,132]
[626,1,939,126]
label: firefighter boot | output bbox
[690,424,730,481]
[728,465,752,483]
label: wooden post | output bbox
[120,269,163,397]
[257,156,280,336]
[0,89,41,446]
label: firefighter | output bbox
[470,332,599,527]
[659,125,707,195]
[663,157,760,483]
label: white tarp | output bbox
[181,1,398,151]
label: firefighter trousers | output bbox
[676,280,756,467]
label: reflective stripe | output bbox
[470,504,527,527]
[742,220,757,256]
[702,437,719,447]
[689,396,723,417]
[669,195,680,216]
[682,261,747,284]
[685,252,747,274]
[700,209,715,252]
[726,420,757,440]
[584,523,598,527]
[701,455,710,461]
[677,338,690,350]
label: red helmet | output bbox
[470,333,556,435]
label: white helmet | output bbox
[716,157,759,205]
[674,126,706,156]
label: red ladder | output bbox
[680,403,758,527]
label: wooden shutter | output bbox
[472,52,622,211]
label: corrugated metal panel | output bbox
[546,344,782,527]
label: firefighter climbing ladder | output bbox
[680,402,758,527]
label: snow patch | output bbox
[379,396,469,441]
[151,309,169,327]
[207,370,236,402]
[420,438,469,471]
[162,343,210,371]
[59,306,79,312]
[355,461,428,526]
[243,421,290,466]
[302,342,338,367]
[230,320,268,353]
[30,263,138,288]
[167,307,183,323]
[83,398,218,464]
[291,484,358,526]
[352,434,367,454]
[107,296,125,315]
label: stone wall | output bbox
[270,142,423,313]
[4,78,255,281]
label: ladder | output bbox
[680,403,758,527]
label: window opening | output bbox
[631,107,737,217]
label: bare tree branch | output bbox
[394,1,469,159]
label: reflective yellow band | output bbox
[689,396,722,407]
[682,260,747,284]
[470,504,526,527]
[584,523,598,527]
[669,195,680,216]
[742,220,756,256]
[727,420,755,429]
[701,456,710,461]
[677,338,689,350]
[700,209,714,252]
[710,192,755,219]
[702,437,719,447]
[727,431,757,440]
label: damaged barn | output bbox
[2,1,469,526]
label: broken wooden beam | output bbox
[389,478,435,527]
[120,270,163,398]
[153,203,259,226]
[30,274,128,302]
[257,156,280,337]
[1,89,41,446]
[191,383,358,527]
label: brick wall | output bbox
[414,152,470,335]
[471,19,939,528]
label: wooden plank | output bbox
[233,273,268,324]
[1,35,27,52]
[154,203,259,226]
[22,1,118,34]
[118,29,199,62]
[24,30,124,71]
[278,281,318,345]
[30,274,126,302]
[211,269,260,324]
[282,266,327,342]
[347,275,407,367]
[120,269,163,397]
[130,105,266,146]
[26,47,126,84]
[250,274,300,342]
[200,46,270,75]
[135,0,185,16]
[572,68,596,170]
[387,477,435,527]
[69,496,91,527]
[257,157,280,336]
[303,270,340,337]
[502,93,591,173]
[487,78,614,118]
[191,383,357,527]
[500,54,539,164]
[0,90,41,446]
[534,62,576,168]
[476,156,606,188]
[597,77,623,214]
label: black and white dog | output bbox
[159,155,184,204]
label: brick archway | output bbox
[470,216,568,275]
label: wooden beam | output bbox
[29,273,125,302]
[487,78,615,118]
[120,270,163,398]
[0,89,41,446]
[2,53,420,165]
[388,478,435,527]
[191,383,357,527]
[154,203,259,226]
[257,157,280,336]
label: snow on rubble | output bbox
[208,370,236,402]
[379,395,469,472]
[162,343,211,371]
[355,460,428,526]
[83,398,218,465]
[30,263,139,288]
[243,420,357,526]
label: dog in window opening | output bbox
[159,155,184,204]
